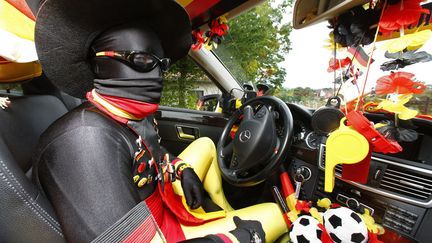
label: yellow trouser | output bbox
[171,137,287,243]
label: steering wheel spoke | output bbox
[243,105,254,121]
[222,140,233,158]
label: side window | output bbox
[161,56,223,112]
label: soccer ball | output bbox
[289,215,324,243]
[323,207,368,243]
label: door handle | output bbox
[176,125,199,140]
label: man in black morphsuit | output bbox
[33,0,287,242]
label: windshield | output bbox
[214,0,432,116]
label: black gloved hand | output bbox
[229,216,265,243]
[181,167,204,209]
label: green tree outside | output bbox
[161,0,293,109]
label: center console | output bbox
[288,140,432,242]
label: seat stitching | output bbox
[0,160,61,227]
[0,161,63,237]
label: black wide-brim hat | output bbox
[35,0,192,98]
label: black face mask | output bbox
[93,77,163,103]
[90,21,165,103]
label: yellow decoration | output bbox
[287,209,300,223]
[325,118,369,192]
[309,207,323,225]
[137,178,148,187]
[324,32,344,50]
[235,99,242,109]
[219,16,228,24]
[377,94,418,120]
[133,175,140,183]
[286,194,297,212]
[374,122,387,129]
[381,30,432,53]
[360,209,385,235]
[317,198,332,209]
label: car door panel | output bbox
[155,106,229,156]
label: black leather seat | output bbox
[0,95,68,242]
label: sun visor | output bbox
[293,0,370,29]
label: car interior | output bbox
[1,0,432,242]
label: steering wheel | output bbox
[217,96,294,187]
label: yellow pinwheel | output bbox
[381,29,431,53]
[377,94,418,120]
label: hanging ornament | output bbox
[329,6,380,47]
[375,72,426,95]
[379,0,429,35]
[327,57,351,72]
[381,29,432,53]
[375,120,419,142]
[191,16,229,51]
[377,94,418,120]
[380,50,432,71]
[191,30,205,51]
[346,110,402,153]
[324,32,344,50]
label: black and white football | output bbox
[323,207,368,243]
[289,215,323,243]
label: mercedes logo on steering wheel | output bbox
[239,130,252,143]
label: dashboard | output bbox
[286,103,432,243]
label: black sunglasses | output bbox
[95,51,171,72]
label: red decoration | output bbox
[191,17,229,51]
[346,111,402,154]
[209,18,229,37]
[330,203,341,209]
[368,231,384,243]
[376,72,426,95]
[192,30,205,51]
[295,200,311,213]
[379,0,430,35]
[318,223,335,243]
[137,162,146,173]
[327,57,351,72]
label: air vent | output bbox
[318,144,342,176]
[379,166,432,201]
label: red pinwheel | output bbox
[191,30,205,51]
[379,0,430,35]
[327,57,351,72]
[376,72,426,95]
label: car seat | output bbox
[0,94,68,242]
